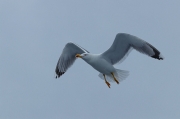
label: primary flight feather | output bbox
[55,33,164,88]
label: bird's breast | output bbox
[85,57,115,74]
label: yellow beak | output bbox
[75,54,82,58]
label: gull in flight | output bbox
[55,33,164,88]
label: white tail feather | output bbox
[98,69,129,83]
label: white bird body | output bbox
[81,54,116,74]
[55,33,164,88]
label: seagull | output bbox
[55,33,164,88]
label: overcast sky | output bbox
[1,0,180,119]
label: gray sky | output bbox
[1,0,180,119]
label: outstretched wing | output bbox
[55,42,89,78]
[101,33,164,65]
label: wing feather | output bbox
[55,42,89,78]
[101,33,163,65]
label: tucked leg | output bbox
[103,74,110,88]
[111,72,119,84]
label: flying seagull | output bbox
[55,33,164,88]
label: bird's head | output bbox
[75,53,89,59]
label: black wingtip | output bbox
[55,66,65,78]
[151,55,164,60]
[147,43,164,60]
[55,71,65,78]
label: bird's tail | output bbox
[98,69,129,83]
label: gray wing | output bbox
[101,33,164,65]
[55,42,89,78]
